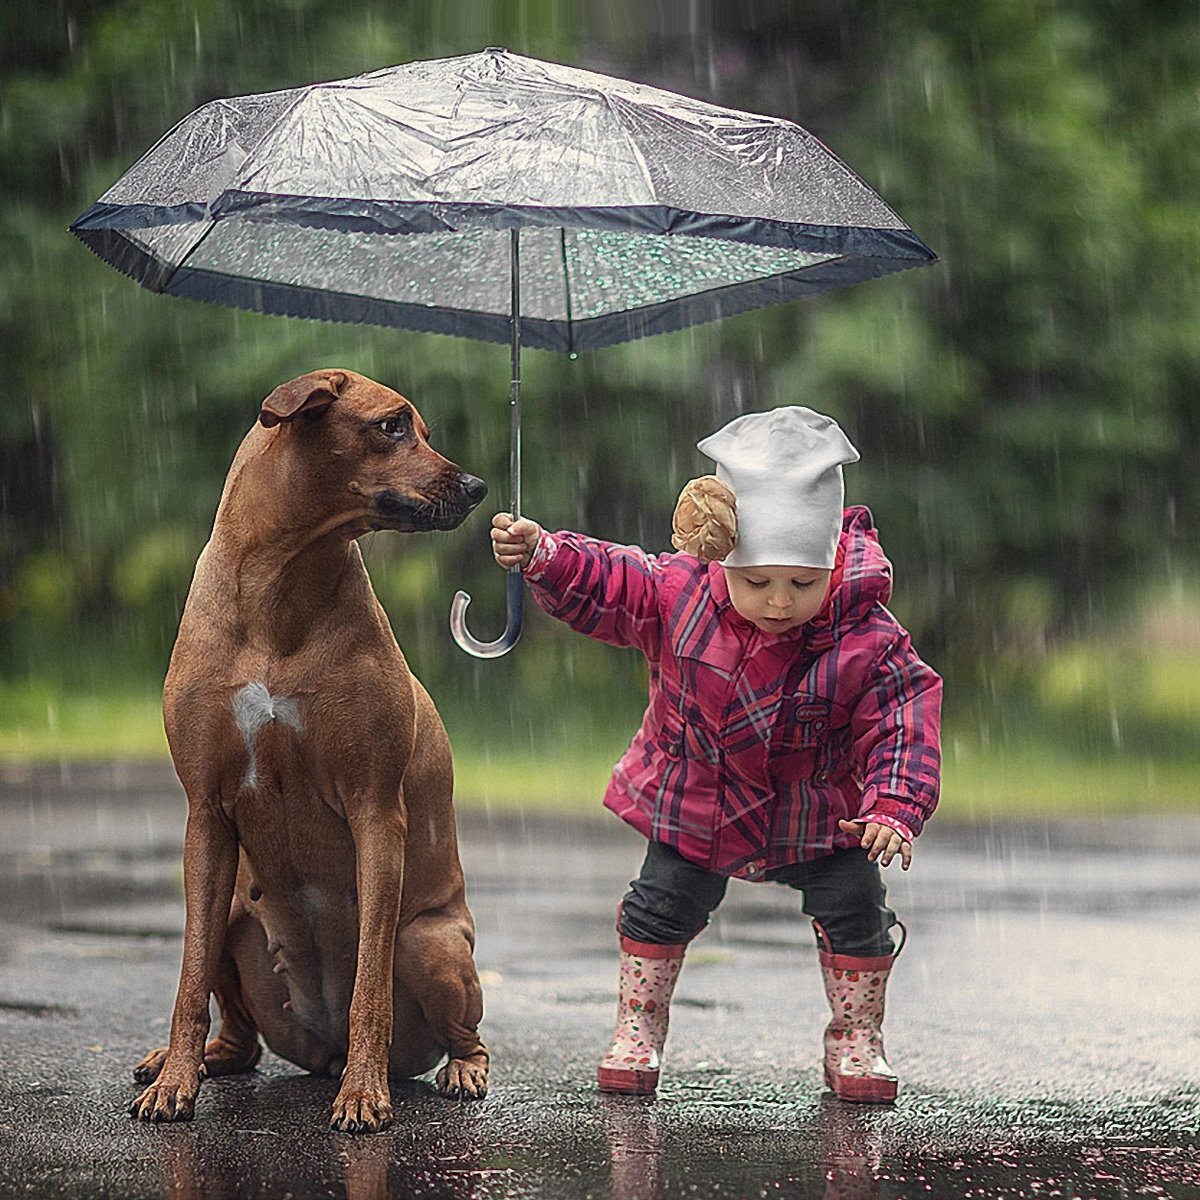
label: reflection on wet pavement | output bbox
[1,764,1198,1198]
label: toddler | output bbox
[491,407,942,1103]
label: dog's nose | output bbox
[460,474,488,504]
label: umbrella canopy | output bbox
[71,48,936,657]
[71,47,934,354]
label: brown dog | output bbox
[130,369,490,1131]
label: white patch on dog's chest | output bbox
[232,682,303,788]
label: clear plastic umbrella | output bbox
[71,47,936,657]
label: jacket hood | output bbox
[707,505,891,653]
[806,506,892,652]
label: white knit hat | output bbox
[696,407,860,569]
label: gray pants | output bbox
[620,840,898,957]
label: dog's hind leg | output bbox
[393,911,489,1099]
[201,899,263,1075]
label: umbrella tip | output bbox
[484,46,508,53]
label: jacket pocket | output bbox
[777,697,832,752]
[657,702,685,760]
[772,696,833,784]
[657,701,721,767]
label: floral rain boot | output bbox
[815,921,905,1104]
[597,936,685,1095]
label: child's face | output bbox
[723,564,832,635]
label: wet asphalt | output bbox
[0,762,1198,1199]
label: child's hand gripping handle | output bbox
[450,512,540,659]
[491,513,542,571]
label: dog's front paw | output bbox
[132,1046,168,1084]
[129,1064,204,1122]
[436,1056,489,1100]
[331,1078,393,1134]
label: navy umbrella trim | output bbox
[71,196,935,263]
[72,222,929,353]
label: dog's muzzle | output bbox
[373,473,488,532]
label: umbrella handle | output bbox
[450,569,524,658]
[451,226,525,660]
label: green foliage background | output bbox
[2,0,1198,784]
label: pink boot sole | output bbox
[824,1064,898,1104]
[598,1064,659,1094]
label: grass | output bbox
[2,681,1198,821]
[0,682,168,761]
[941,737,1200,820]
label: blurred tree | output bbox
[1,0,1197,740]
[596,0,1200,683]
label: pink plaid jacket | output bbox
[523,506,942,880]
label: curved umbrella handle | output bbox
[453,227,525,660]
[450,569,524,658]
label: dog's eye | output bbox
[377,415,410,441]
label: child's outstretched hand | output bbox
[491,513,542,570]
[839,820,912,870]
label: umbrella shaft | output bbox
[509,228,522,521]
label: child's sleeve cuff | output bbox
[522,530,560,582]
[858,812,916,842]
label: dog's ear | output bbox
[259,371,349,428]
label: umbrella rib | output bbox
[599,93,658,199]
[209,88,312,201]
[169,218,224,287]
[558,228,575,355]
